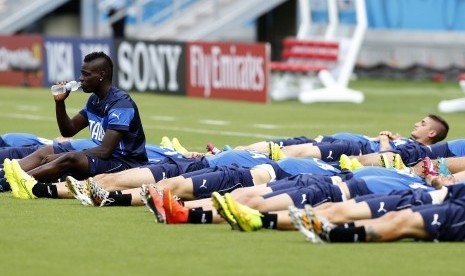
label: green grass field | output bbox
[1,79,465,276]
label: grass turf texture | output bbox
[1,79,465,275]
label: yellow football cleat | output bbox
[11,159,37,199]
[211,192,238,230]
[160,136,173,149]
[339,154,352,171]
[171,137,188,154]
[224,193,262,231]
[350,158,364,171]
[269,142,285,161]
[4,158,19,198]
[393,154,407,170]
[379,153,393,168]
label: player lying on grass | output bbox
[238,115,449,162]
[291,186,465,243]
[3,147,274,201]
[0,138,183,192]
[63,156,342,207]
[137,165,436,226]
[212,182,465,235]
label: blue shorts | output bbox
[0,145,42,161]
[264,174,342,208]
[146,156,209,181]
[317,140,373,162]
[356,189,433,218]
[272,136,315,147]
[190,165,253,199]
[265,181,343,208]
[413,199,465,241]
[53,141,131,177]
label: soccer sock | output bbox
[261,212,278,229]
[187,209,212,224]
[107,192,132,206]
[328,226,366,243]
[0,178,9,191]
[32,183,58,198]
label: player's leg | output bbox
[355,152,393,166]
[354,209,430,242]
[93,166,155,191]
[17,145,55,172]
[281,143,322,159]
[26,151,89,182]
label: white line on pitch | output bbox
[199,119,229,125]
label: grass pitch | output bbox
[1,79,465,276]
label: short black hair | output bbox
[83,51,113,81]
[428,114,449,143]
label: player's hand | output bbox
[53,81,71,101]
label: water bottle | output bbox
[51,81,81,95]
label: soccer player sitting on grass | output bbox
[5,51,148,200]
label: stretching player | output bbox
[65,156,341,207]
[240,115,449,162]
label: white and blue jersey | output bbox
[397,139,465,166]
[79,86,147,167]
[206,150,271,168]
[0,133,53,148]
[145,145,183,164]
[185,157,341,199]
[147,150,273,182]
[275,157,340,179]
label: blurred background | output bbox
[1,0,465,104]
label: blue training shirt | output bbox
[206,150,272,168]
[79,86,148,166]
[0,133,53,147]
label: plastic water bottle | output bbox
[51,81,81,95]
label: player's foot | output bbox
[224,193,262,231]
[223,145,233,151]
[422,157,438,176]
[66,176,93,206]
[304,204,334,243]
[393,154,407,170]
[11,159,37,199]
[88,177,114,207]
[171,137,188,154]
[288,205,321,243]
[4,159,19,198]
[350,158,364,171]
[339,154,352,171]
[379,153,393,168]
[163,187,188,224]
[160,136,173,149]
[211,192,238,230]
[268,142,285,161]
[144,184,166,223]
[437,158,452,176]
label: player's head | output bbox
[411,114,449,144]
[80,51,113,93]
